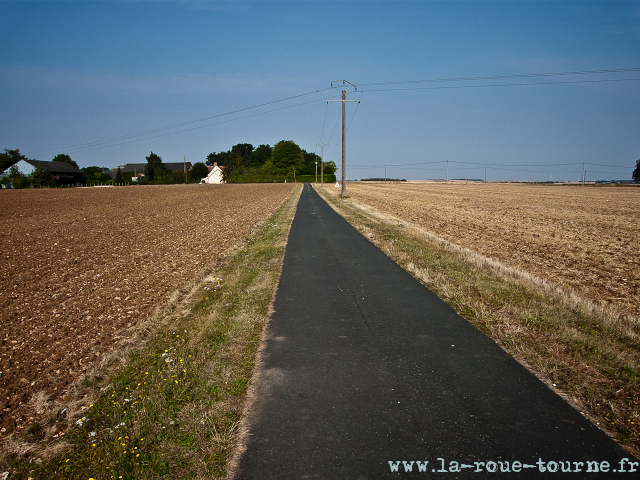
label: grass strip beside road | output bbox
[314,184,639,455]
[1,184,302,480]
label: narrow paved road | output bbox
[234,184,636,479]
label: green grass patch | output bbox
[0,185,302,479]
[315,184,640,455]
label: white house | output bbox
[202,163,225,184]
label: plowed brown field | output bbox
[344,182,640,317]
[0,183,294,437]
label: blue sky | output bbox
[1,0,639,181]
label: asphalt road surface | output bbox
[234,184,636,479]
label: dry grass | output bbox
[315,183,640,455]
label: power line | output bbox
[327,108,342,148]
[359,77,640,93]
[327,91,363,149]
[319,102,329,145]
[70,97,336,155]
[357,67,640,88]
[30,67,640,162]
[34,88,337,157]
[352,160,634,169]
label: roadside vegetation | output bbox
[0,185,302,480]
[314,184,639,455]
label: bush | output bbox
[227,175,286,184]
[190,162,209,182]
[7,165,28,188]
[226,174,336,184]
[295,175,336,183]
[11,175,29,189]
[154,171,175,184]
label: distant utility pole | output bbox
[329,80,358,197]
[317,143,327,186]
[184,155,187,183]
[582,162,585,186]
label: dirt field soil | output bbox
[0,184,294,437]
[344,182,640,317]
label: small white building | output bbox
[202,163,225,184]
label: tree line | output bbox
[4,147,639,187]
[206,141,337,182]
[2,140,338,188]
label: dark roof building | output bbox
[4,159,85,184]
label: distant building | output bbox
[202,163,225,184]
[4,159,84,185]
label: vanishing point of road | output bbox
[233,184,636,479]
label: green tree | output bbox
[206,151,229,166]
[93,172,111,182]
[1,149,26,172]
[270,140,304,176]
[29,167,51,187]
[301,151,322,175]
[82,166,105,183]
[7,165,28,189]
[144,151,167,181]
[248,144,272,168]
[633,159,640,183]
[190,162,209,182]
[155,170,175,184]
[82,166,105,176]
[52,153,78,169]
[231,143,253,165]
[323,160,337,175]
[221,149,246,181]
[114,167,124,184]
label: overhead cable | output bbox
[35,88,336,156]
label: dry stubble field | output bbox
[345,182,640,318]
[0,183,294,438]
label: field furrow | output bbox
[0,184,294,436]
[345,182,640,317]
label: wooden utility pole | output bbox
[184,155,187,183]
[329,80,358,198]
[341,89,346,196]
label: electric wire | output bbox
[327,91,364,149]
[358,77,640,93]
[52,96,337,155]
[357,67,640,87]
[319,101,329,145]
[326,108,342,148]
[35,87,337,156]
[348,160,634,182]
[28,66,640,171]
